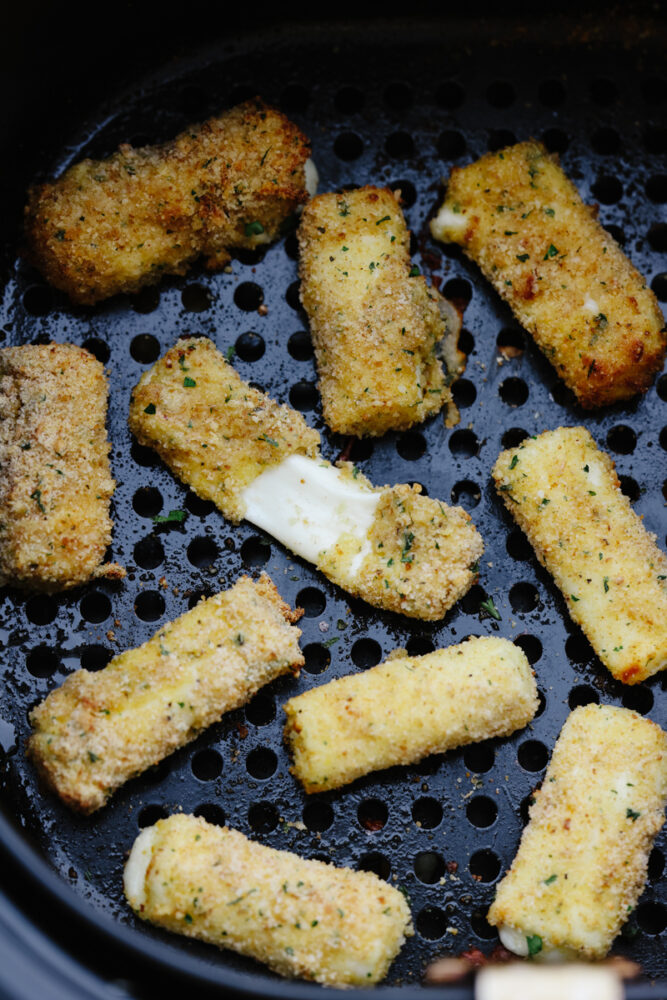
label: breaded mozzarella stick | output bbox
[0,343,123,591]
[124,814,412,986]
[430,141,666,408]
[488,705,667,960]
[298,187,464,436]
[492,427,667,684]
[284,636,538,793]
[28,574,303,813]
[129,338,483,620]
[25,99,314,305]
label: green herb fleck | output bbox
[544,874,557,885]
[376,215,391,225]
[244,220,265,237]
[31,489,46,514]
[401,530,415,564]
[409,265,420,277]
[544,244,559,260]
[143,403,156,415]
[183,376,197,388]
[516,253,530,262]
[480,597,501,621]
[153,509,187,525]
[526,934,543,956]
[509,455,519,470]
[627,808,641,821]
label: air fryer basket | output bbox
[1,13,667,999]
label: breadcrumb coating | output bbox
[430,141,665,407]
[130,339,483,620]
[317,479,483,620]
[129,337,320,523]
[492,427,667,684]
[24,99,311,305]
[0,343,123,591]
[284,636,537,792]
[28,574,303,813]
[298,187,464,436]
[124,814,412,986]
[488,705,667,960]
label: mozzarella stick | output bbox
[298,187,464,436]
[430,141,666,408]
[284,636,538,793]
[27,574,303,813]
[488,704,667,961]
[124,814,412,987]
[129,337,483,620]
[25,99,314,305]
[0,343,123,591]
[492,427,667,684]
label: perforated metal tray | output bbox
[1,14,666,998]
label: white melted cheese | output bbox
[123,825,157,908]
[498,924,577,963]
[241,454,380,573]
[304,158,319,198]
[476,963,622,1000]
[430,203,467,241]
[584,295,600,314]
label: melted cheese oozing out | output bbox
[498,925,577,963]
[304,159,319,197]
[476,963,623,1000]
[241,454,380,572]
[124,825,157,908]
[430,203,467,241]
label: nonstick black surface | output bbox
[1,14,667,996]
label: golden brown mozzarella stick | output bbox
[24,99,313,305]
[27,574,303,813]
[129,337,483,620]
[492,427,667,684]
[284,636,538,793]
[430,141,666,407]
[298,187,464,436]
[0,343,123,591]
[488,704,667,960]
[124,814,412,987]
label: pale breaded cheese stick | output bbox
[27,574,303,813]
[488,704,667,960]
[430,141,666,408]
[0,343,123,591]
[129,336,320,523]
[298,187,463,436]
[130,338,483,620]
[492,427,667,684]
[124,814,412,987]
[284,636,538,793]
[25,99,314,305]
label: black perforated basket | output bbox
[1,10,667,1000]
